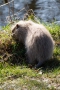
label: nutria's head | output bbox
[11,24,21,41]
[11,21,28,43]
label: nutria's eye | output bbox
[16,24,20,28]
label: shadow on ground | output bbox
[41,58,60,71]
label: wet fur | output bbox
[12,20,54,68]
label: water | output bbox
[0,0,60,28]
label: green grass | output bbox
[0,61,60,90]
[45,23,60,42]
[0,62,38,83]
[0,15,60,89]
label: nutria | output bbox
[12,20,54,68]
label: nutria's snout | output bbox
[11,33,19,42]
[11,33,14,37]
[11,33,16,39]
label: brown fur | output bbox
[12,20,54,68]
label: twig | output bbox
[0,0,14,7]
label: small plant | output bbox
[24,9,40,24]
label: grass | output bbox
[0,63,37,82]
[0,15,60,89]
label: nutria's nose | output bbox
[11,33,15,38]
[11,34,13,37]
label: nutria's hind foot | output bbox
[28,64,33,69]
[35,60,45,69]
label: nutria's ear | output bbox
[16,24,20,28]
